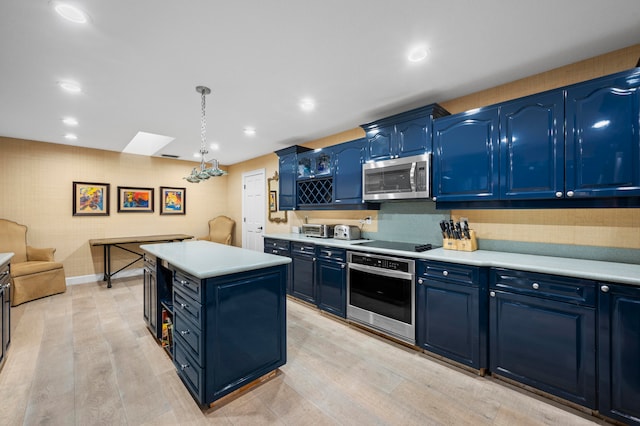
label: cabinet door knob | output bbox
[312,257,316,262]
[418,278,423,284]
[490,291,496,297]
[566,191,575,197]
[532,283,539,289]
[273,250,279,254]
[180,363,190,370]
[180,330,190,336]
[341,264,346,269]
[442,271,449,277]
[555,191,563,198]
[432,196,437,201]
[600,285,610,293]
[180,303,188,309]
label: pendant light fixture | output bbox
[184,86,227,183]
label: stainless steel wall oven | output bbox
[347,251,415,344]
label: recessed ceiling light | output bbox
[299,98,315,112]
[58,80,82,93]
[193,152,202,158]
[408,45,429,62]
[244,127,256,136]
[64,133,78,140]
[62,117,78,126]
[54,3,88,24]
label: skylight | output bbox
[123,131,175,156]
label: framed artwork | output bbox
[269,190,278,212]
[117,186,154,213]
[73,181,110,216]
[160,186,186,215]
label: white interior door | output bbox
[242,168,266,251]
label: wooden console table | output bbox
[90,234,193,287]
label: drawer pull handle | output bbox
[180,363,190,370]
[490,291,496,297]
[601,285,610,293]
[0,271,8,277]
[442,271,448,277]
[180,280,188,286]
[532,283,539,290]
[273,250,279,254]
[180,330,190,336]
[180,303,188,309]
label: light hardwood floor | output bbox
[0,277,606,425]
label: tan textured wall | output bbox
[0,137,228,277]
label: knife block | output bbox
[443,230,478,252]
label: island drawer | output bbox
[174,311,204,365]
[174,289,203,326]
[491,268,597,306]
[174,341,204,403]
[264,238,290,256]
[174,269,202,302]
[417,261,481,287]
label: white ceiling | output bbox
[1,1,639,166]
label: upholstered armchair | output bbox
[0,219,66,306]
[198,216,235,245]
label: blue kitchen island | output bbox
[140,240,291,407]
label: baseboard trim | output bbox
[65,268,143,286]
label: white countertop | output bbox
[0,252,14,265]
[264,234,640,287]
[141,240,291,279]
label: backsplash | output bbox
[362,201,450,245]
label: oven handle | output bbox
[347,262,414,281]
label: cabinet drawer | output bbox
[174,311,204,366]
[316,246,345,263]
[491,268,596,306]
[173,269,202,302]
[418,260,480,286]
[174,340,204,403]
[264,239,291,256]
[174,289,203,326]
[291,242,315,257]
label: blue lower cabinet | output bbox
[489,268,597,409]
[291,242,316,303]
[264,238,292,294]
[172,265,287,406]
[416,261,488,371]
[598,282,640,425]
[315,246,346,318]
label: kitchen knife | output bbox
[439,220,447,238]
[454,222,463,240]
[461,218,471,239]
[444,221,452,239]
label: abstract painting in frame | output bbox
[73,181,110,216]
[160,186,186,215]
[117,186,154,213]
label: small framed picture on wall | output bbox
[117,186,154,213]
[73,181,110,216]
[160,186,186,215]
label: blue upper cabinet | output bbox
[333,138,365,205]
[275,145,311,210]
[432,106,500,202]
[500,90,565,200]
[297,148,333,180]
[566,69,640,198]
[361,104,450,161]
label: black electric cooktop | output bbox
[355,240,438,252]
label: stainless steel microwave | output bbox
[362,153,430,201]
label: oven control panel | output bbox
[349,253,411,273]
